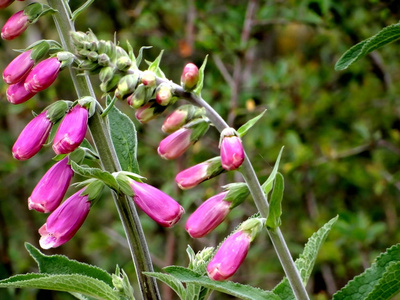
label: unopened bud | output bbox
[135,101,166,124]
[24,57,61,93]
[156,83,173,106]
[220,128,245,171]
[116,56,132,71]
[162,105,204,133]
[6,80,36,104]
[0,0,15,9]
[181,63,199,90]
[115,74,139,100]
[141,70,156,86]
[98,53,110,66]
[127,84,146,108]
[3,50,34,84]
[87,51,99,62]
[1,10,29,40]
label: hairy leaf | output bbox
[365,261,400,300]
[144,272,186,299]
[70,161,119,190]
[237,109,267,137]
[262,146,284,195]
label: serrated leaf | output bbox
[106,98,139,174]
[273,216,339,299]
[164,266,280,300]
[70,161,119,190]
[194,55,208,96]
[237,109,267,137]
[0,273,119,300]
[333,243,400,300]
[335,22,400,70]
[25,243,113,287]
[365,261,400,300]
[71,0,95,21]
[261,146,284,195]
[266,172,284,229]
[144,272,186,299]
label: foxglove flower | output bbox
[181,63,199,90]
[0,0,14,9]
[130,180,184,227]
[162,108,188,133]
[156,84,173,106]
[3,50,34,84]
[39,189,90,249]
[6,80,36,104]
[220,128,245,171]
[24,57,61,93]
[175,157,223,189]
[135,101,166,124]
[186,191,231,238]
[28,157,73,213]
[158,119,209,160]
[52,105,88,155]
[207,230,251,281]
[12,111,52,160]
[1,10,29,40]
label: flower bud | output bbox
[116,56,132,71]
[3,50,34,84]
[135,101,166,124]
[186,191,231,238]
[162,105,205,133]
[24,57,61,93]
[39,189,90,249]
[130,180,184,227]
[115,74,139,100]
[28,157,73,213]
[181,63,199,90]
[220,128,245,171]
[175,157,223,190]
[0,0,15,9]
[52,105,88,155]
[1,10,29,40]
[141,70,156,86]
[207,230,251,281]
[6,80,36,104]
[127,84,147,108]
[12,111,52,160]
[155,83,173,106]
[98,53,110,66]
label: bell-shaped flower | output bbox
[12,111,52,160]
[1,10,29,40]
[207,230,251,281]
[24,57,61,93]
[3,50,34,84]
[220,128,245,171]
[130,180,184,227]
[28,157,73,213]
[175,157,223,190]
[39,189,90,249]
[6,79,36,104]
[186,191,231,238]
[52,105,88,155]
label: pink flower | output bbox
[6,79,36,104]
[28,157,73,213]
[181,63,199,90]
[158,128,192,160]
[207,230,251,281]
[130,181,184,227]
[175,157,223,190]
[186,192,231,238]
[220,130,245,171]
[24,57,61,93]
[1,10,29,40]
[3,50,34,84]
[12,111,52,160]
[39,189,90,249]
[162,109,188,133]
[52,105,88,155]
[0,0,15,9]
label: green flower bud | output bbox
[141,70,156,86]
[87,51,99,62]
[116,56,132,71]
[155,83,173,106]
[70,31,88,48]
[98,53,110,66]
[127,84,147,108]
[99,66,115,84]
[115,74,140,100]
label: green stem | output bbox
[47,1,160,299]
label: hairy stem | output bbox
[47,1,160,299]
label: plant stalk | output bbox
[47,1,160,299]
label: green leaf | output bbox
[273,216,339,299]
[194,55,208,96]
[144,272,186,299]
[25,243,113,287]
[70,161,119,190]
[0,273,120,300]
[148,50,166,78]
[106,98,140,174]
[335,22,400,70]
[266,172,284,229]
[71,0,95,21]
[261,146,284,195]
[136,46,152,68]
[237,109,267,137]
[365,261,400,300]
[164,266,280,300]
[333,243,400,300]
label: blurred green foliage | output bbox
[1,0,400,299]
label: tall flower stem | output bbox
[47,1,160,299]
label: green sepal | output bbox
[266,172,284,230]
[113,172,135,197]
[77,96,97,118]
[223,182,249,208]
[238,217,265,241]
[24,3,57,24]
[57,51,75,69]
[185,118,210,142]
[194,55,208,96]
[79,179,105,202]
[237,109,267,138]
[45,100,72,123]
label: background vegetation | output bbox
[1,0,400,299]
